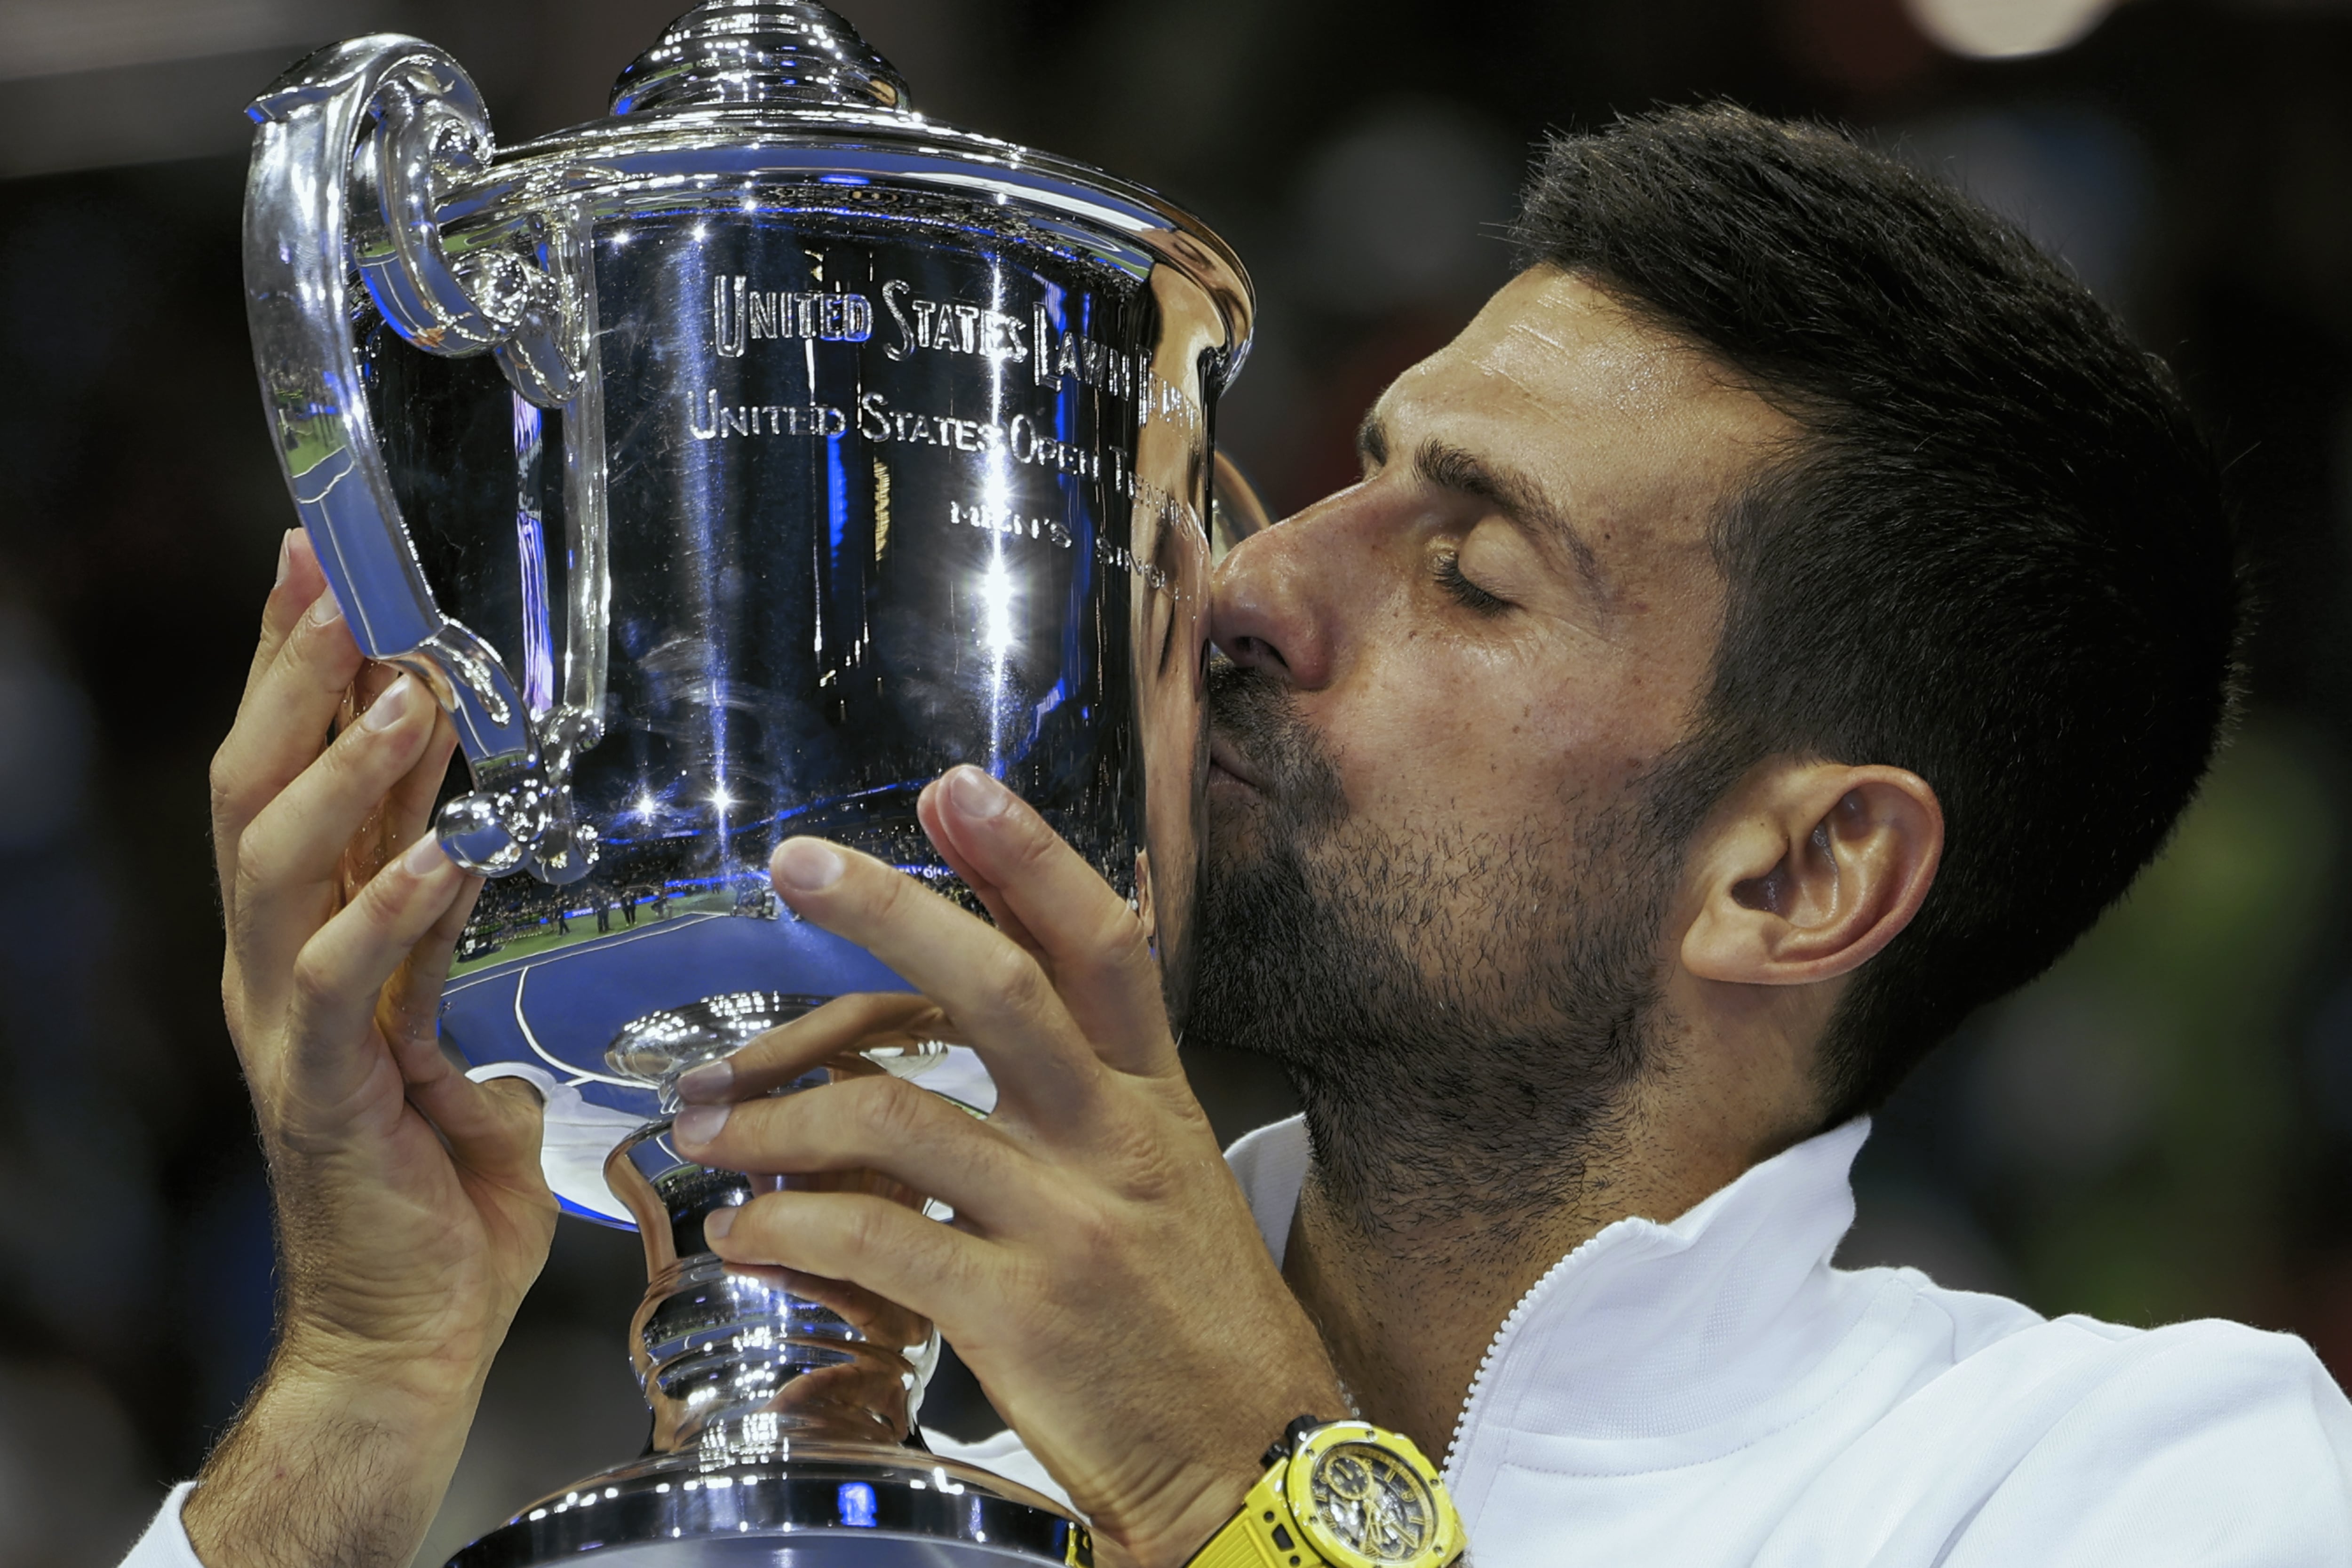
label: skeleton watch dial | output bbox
[1301,1441,1439,1564]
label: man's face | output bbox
[1190,270,1791,1226]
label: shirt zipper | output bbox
[1441,1226,1617,1490]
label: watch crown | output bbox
[1268,1412,1328,1469]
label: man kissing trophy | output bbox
[243,2,1264,1560]
[165,0,2344,1563]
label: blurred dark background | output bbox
[1,0,2348,1560]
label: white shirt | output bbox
[943,1116,2352,1566]
[124,1116,2352,1566]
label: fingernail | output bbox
[703,1205,737,1241]
[274,531,294,589]
[401,830,448,878]
[774,838,845,893]
[361,673,418,732]
[674,1103,731,1148]
[305,585,344,628]
[948,765,1011,821]
[677,1060,734,1103]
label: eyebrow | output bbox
[1357,412,1607,601]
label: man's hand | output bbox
[669,764,1346,1568]
[183,532,557,1568]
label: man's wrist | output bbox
[182,1341,490,1568]
[272,1317,497,1408]
[1119,1380,1351,1568]
[1181,1417,1465,1568]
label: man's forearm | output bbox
[181,1345,485,1568]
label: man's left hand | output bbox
[668,763,1345,1568]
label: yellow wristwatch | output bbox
[1186,1416,1464,1568]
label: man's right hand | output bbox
[181,530,557,1568]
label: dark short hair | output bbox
[1510,105,2241,1124]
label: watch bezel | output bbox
[1279,1420,1457,1568]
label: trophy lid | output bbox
[609,1,913,117]
[455,0,1250,374]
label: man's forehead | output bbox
[1372,269,1792,517]
[1467,271,1704,416]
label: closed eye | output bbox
[1434,551,1509,615]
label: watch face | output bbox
[1302,1441,1440,1565]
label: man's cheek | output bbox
[1202,798,1262,865]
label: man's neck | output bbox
[1276,1098,1762,1464]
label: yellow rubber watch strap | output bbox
[1188,1459,1322,1568]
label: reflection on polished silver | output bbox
[447,1446,1089,1568]
[607,990,948,1107]
[449,1090,1090,1568]
[246,39,609,883]
[1209,451,1275,564]
[609,0,913,115]
[244,0,1256,1560]
[612,990,818,1101]
[601,1117,939,1455]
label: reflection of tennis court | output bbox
[442,909,997,1227]
[443,909,908,1109]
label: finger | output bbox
[230,672,443,994]
[915,778,1044,955]
[241,527,327,697]
[730,1265,931,1350]
[922,765,1172,1075]
[342,695,459,902]
[769,836,1105,1123]
[212,578,367,904]
[334,663,408,899]
[673,1076,1035,1228]
[767,1358,923,1435]
[270,832,470,1114]
[379,871,485,1076]
[707,1189,990,1332]
[383,709,459,851]
[759,1354,925,1439]
[380,872,491,1143]
[427,1073,551,1195]
[677,993,963,1104]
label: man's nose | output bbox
[1208,502,1337,690]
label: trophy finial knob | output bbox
[610,1,913,117]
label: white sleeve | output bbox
[116,1483,206,1568]
[1942,1321,2352,1567]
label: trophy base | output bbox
[446,1441,1089,1567]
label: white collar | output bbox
[1223,1114,1878,1459]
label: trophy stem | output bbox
[446,1086,1092,1565]
[612,1129,936,1458]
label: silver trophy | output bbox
[241,3,1261,1561]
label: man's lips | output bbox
[1208,733,1268,792]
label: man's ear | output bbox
[1680,762,1943,987]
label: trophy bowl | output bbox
[240,2,1258,1561]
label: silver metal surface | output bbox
[243,1,1258,1560]
[448,1446,1089,1568]
[606,992,948,1107]
[245,36,607,883]
[604,1114,939,1457]
[448,1080,1085,1568]
[609,0,913,115]
[1209,451,1273,562]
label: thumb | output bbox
[415,1070,548,1192]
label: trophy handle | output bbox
[242,36,608,885]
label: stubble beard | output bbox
[1187,663,1684,1255]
